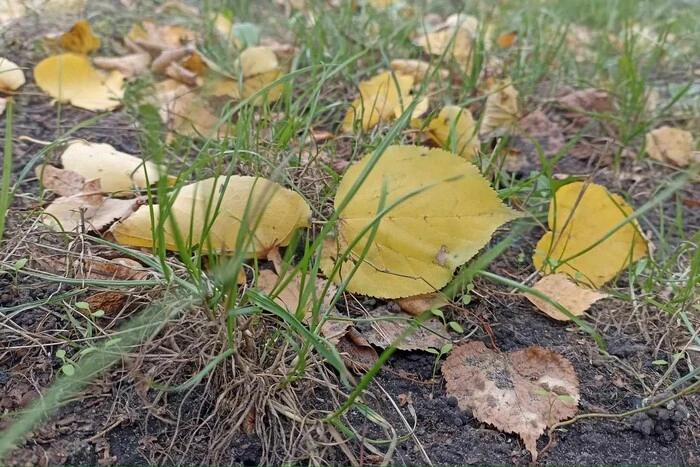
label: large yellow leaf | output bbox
[533,182,648,288]
[34,53,124,111]
[111,176,311,256]
[61,140,172,194]
[414,105,479,161]
[320,146,519,298]
[341,71,425,133]
[59,20,101,54]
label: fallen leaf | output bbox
[389,59,449,83]
[341,71,425,132]
[395,292,448,316]
[34,53,125,111]
[515,109,566,157]
[42,179,139,233]
[0,57,25,92]
[236,46,284,103]
[415,105,479,160]
[555,88,614,126]
[61,140,172,194]
[412,14,479,69]
[362,307,450,351]
[398,393,413,406]
[59,20,101,54]
[496,31,517,48]
[335,327,378,373]
[257,269,334,320]
[0,97,5,116]
[36,165,85,197]
[533,182,648,288]
[320,145,519,298]
[480,80,520,135]
[157,81,229,139]
[442,341,579,462]
[111,176,311,256]
[645,126,696,167]
[85,291,127,314]
[93,53,151,78]
[77,257,148,280]
[525,273,608,321]
[369,0,400,9]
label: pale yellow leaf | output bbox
[34,53,124,111]
[645,126,695,167]
[111,176,311,256]
[59,20,101,54]
[525,273,608,321]
[414,105,479,160]
[362,307,450,351]
[533,182,648,288]
[479,80,520,135]
[61,140,170,194]
[0,57,25,92]
[443,342,579,462]
[320,145,519,298]
[43,179,139,233]
[389,59,449,83]
[341,71,417,132]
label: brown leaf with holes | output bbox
[36,165,85,197]
[525,274,608,321]
[363,307,449,351]
[442,341,579,462]
[395,293,448,316]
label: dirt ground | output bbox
[2,7,700,467]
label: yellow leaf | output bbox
[532,182,648,288]
[0,57,25,92]
[525,274,608,321]
[210,47,285,104]
[59,20,101,54]
[479,79,520,135]
[61,140,171,194]
[320,145,519,298]
[34,53,125,111]
[645,126,696,167]
[496,31,517,48]
[111,176,311,256]
[414,105,479,161]
[341,71,417,132]
[389,59,449,83]
[369,0,400,9]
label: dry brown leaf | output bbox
[42,179,140,233]
[85,291,128,314]
[516,109,566,157]
[525,273,608,321]
[257,269,332,318]
[35,165,85,197]
[395,293,448,316]
[0,57,25,92]
[496,31,517,48]
[59,20,101,54]
[556,88,614,127]
[335,328,378,373]
[442,341,579,462]
[645,126,696,167]
[93,53,151,79]
[362,307,449,351]
[77,257,148,281]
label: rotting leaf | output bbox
[645,126,697,167]
[414,105,479,160]
[59,20,101,55]
[361,307,450,351]
[335,327,378,373]
[320,145,519,298]
[93,53,151,79]
[442,341,579,462]
[34,53,125,111]
[42,179,140,233]
[85,291,127,315]
[0,57,25,92]
[60,140,173,194]
[480,80,520,135]
[111,176,311,256]
[525,273,608,321]
[532,182,648,288]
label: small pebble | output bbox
[453,416,464,427]
[446,396,458,407]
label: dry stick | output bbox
[539,380,700,459]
